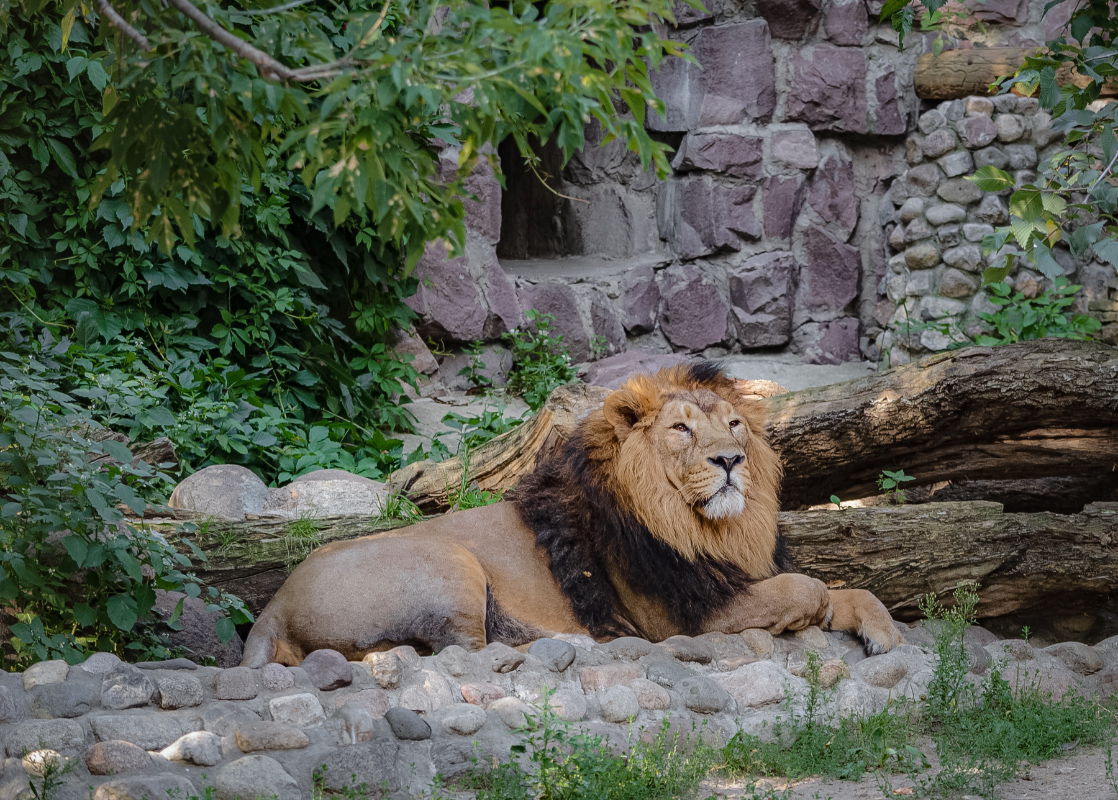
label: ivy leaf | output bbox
[106,594,138,632]
[65,56,88,81]
[46,138,78,179]
[85,61,109,92]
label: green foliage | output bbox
[829,495,843,510]
[0,11,424,483]
[724,652,923,782]
[25,747,76,800]
[722,583,1116,799]
[883,0,1118,289]
[972,277,1102,346]
[456,689,716,800]
[0,329,251,668]
[877,469,915,505]
[20,0,687,255]
[459,341,495,393]
[504,311,579,412]
[919,583,979,719]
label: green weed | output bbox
[455,690,716,800]
[877,469,915,504]
[503,310,578,412]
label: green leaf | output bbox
[215,617,237,644]
[85,61,110,92]
[968,166,1015,193]
[1038,66,1059,108]
[106,594,139,632]
[63,535,89,567]
[65,56,88,81]
[46,138,79,179]
[1095,239,1118,270]
[73,603,97,628]
[102,440,134,463]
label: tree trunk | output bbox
[157,500,1118,620]
[390,340,1118,512]
[781,500,1118,621]
[914,47,1118,100]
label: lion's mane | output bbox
[513,361,792,637]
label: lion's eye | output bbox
[672,423,690,433]
[729,419,742,428]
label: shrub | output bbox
[0,326,251,667]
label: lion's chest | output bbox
[606,566,685,642]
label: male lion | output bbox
[241,363,900,666]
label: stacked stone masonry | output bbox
[2,625,1116,800]
[397,0,1112,382]
[880,94,1118,365]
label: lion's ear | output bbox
[603,387,654,441]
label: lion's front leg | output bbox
[702,573,833,636]
[826,588,902,655]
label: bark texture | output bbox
[157,500,1118,620]
[391,340,1118,512]
[914,47,1118,100]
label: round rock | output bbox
[677,676,730,714]
[100,664,154,710]
[384,707,431,741]
[489,696,532,729]
[441,704,487,736]
[23,660,69,690]
[528,639,577,672]
[301,649,352,691]
[629,677,671,710]
[93,774,197,800]
[85,741,151,776]
[661,635,713,664]
[169,464,269,521]
[80,652,122,675]
[599,685,640,723]
[338,688,390,719]
[216,755,299,800]
[261,663,295,691]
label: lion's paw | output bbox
[861,617,903,656]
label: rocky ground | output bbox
[1,619,1115,800]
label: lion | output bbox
[241,362,900,667]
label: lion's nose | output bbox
[709,453,743,475]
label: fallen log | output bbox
[389,340,1118,512]
[160,501,1118,620]
[914,46,1118,100]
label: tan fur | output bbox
[241,365,900,667]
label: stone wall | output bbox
[879,94,1118,365]
[1,623,1112,800]
[400,0,1111,378]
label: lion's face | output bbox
[588,363,782,573]
[650,391,752,521]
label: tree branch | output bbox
[100,0,393,84]
[97,0,151,51]
[162,0,298,81]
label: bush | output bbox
[504,311,579,412]
[0,12,422,484]
[0,325,251,668]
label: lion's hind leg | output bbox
[826,588,903,655]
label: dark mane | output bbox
[513,428,796,638]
